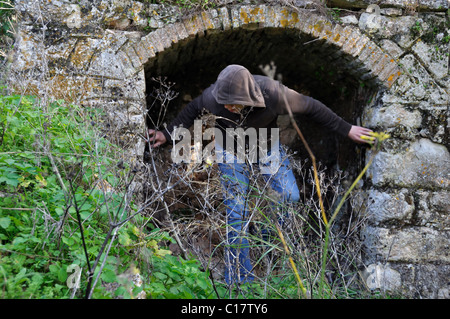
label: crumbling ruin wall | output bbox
[6,0,449,298]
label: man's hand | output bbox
[348,125,373,144]
[147,129,167,148]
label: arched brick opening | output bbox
[140,7,401,193]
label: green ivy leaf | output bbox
[0,172,20,187]
[0,216,11,229]
[58,267,68,283]
[101,269,117,283]
[153,272,167,281]
[118,231,132,246]
[114,286,127,297]
[54,207,64,216]
[49,264,60,274]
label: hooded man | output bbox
[148,64,372,285]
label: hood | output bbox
[211,65,266,108]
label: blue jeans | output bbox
[217,145,300,285]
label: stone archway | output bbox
[131,5,401,169]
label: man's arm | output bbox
[147,95,204,148]
[278,85,372,142]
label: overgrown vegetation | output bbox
[140,78,394,299]
[0,86,392,299]
[0,92,216,298]
[0,0,14,61]
[0,0,14,37]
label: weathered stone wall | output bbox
[7,0,449,298]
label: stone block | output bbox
[360,263,402,293]
[365,188,415,226]
[230,7,241,29]
[300,13,323,36]
[378,0,449,10]
[371,53,393,77]
[278,7,301,29]
[113,51,138,79]
[132,40,156,64]
[340,15,359,25]
[398,54,448,105]
[46,75,103,103]
[235,5,266,28]
[412,40,449,80]
[102,30,131,53]
[146,3,180,29]
[122,44,143,69]
[355,39,374,60]
[389,73,415,96]
[401,263,450,299]
[326,23,345,47]
[365,103,422,131]
[368,138,450,188]
[379,39,404,59]
[162,23,184,45]
[356,44,386,82]
[359,11,385,35]
[128,0,147,28]
[341,29,370,57]
[361,225,450,264]
[263,5,278,28]
[46,38,78,62]
[88,50,136,79]
[380,8,403,16]
[201,9,221,30]
[415,190,450,229]
[70,38,101,71]
[310,18,333,39]
[171,22,189,42]
[378,61,402,87]
[153,28,173,50]
[103,73,146,101]
[331,24,354,48]
[360,46,400,86]
[294,9,314,33]
[140,32,161,56]
[183,13,206,36]
[217,7,231,30]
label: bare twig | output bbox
[281,93,328,226]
